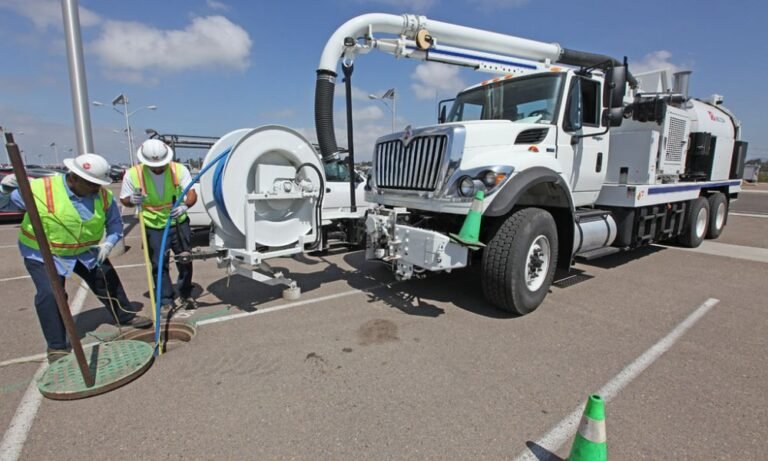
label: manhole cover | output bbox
[119,320,196,353]
[37,340,154,400]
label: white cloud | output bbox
[352,105,386,122]
[0,0,101,29]
[336,84,378,102]
[411,62,467,100]
[90,15,252,82]
[632,50,683,75]
[206,0,229,11]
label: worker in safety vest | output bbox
[120,139,198,312]
[10,154,152,363]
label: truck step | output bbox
[575,208,612,222]
[576,246,620,260]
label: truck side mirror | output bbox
[565,78,583,132]
[604,65,627,109]
[438,98,454,124]
[602,107,624,127]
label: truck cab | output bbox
[366,68,623,217]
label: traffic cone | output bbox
[568,394,607,461]
[450,190,486,249]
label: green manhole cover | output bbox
[37,340,154,400]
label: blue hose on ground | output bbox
[153,146,232,354]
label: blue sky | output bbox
[1,0,766,165]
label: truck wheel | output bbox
[678,197,709,248]
[481,208,558,315]
[706,193,727,239]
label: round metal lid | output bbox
[37,340,154,400]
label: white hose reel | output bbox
[200,125,324,255]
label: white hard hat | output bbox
[63,154,112,186]
[137,139,173,167]
[0,174,18,194]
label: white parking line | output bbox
[662,241,768,264]
[741,189,768,194]
[0,280,89,461]
[0,263,145,283]
[514,298,719,461]
[730,212,768,218]
[196,287,378,326]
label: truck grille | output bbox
[375,135,448,191]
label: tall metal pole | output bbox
[342,63,357,213]
[61,0,94,155]
[122,101,135,165]
[5,133,94,386]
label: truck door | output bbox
[559,76,609,206]
[322,160,366,216]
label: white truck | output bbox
[311,13,748,315]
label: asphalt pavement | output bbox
[0,184,766,460]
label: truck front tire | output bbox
[481,208,558,315]
[678,197,709,248]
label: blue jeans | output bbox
[146,218,193,306]
[25,257,138,350]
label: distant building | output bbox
[744,164,761,183]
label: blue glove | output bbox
[170,204,188,218]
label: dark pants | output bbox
[146,218,193,306]
[25,257,138,351]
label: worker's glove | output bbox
[129,191,144,206]
[170,204,188,218]
[95,242,114,265]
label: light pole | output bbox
[368,88,396,132]
[93,94,157,165]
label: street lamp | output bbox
[368,88,397,132]
[93,94,157,165]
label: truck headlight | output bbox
[458,176,476,197]
[480,170,508,188]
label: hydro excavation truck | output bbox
[310,14,747,315]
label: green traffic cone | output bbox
[449,190,485,249]
[568,394,607,461]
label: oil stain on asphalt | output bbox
[357,319,399,346]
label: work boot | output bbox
[121,315,153,329]
[46,348,70,364]
[182,297,198,311]
[160,302,176,316]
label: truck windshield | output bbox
[447,73,564,125]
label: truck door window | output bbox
[324,161,351,182]
[580,78,601,127]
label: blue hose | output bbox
[153,146,232,354]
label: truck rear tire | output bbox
[481,208,558,315]
[678,197,709,248]
[706,193,727,239]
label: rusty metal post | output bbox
[4,132,94,387]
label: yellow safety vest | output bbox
[127,162,187,229]
[18,175,110,256]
